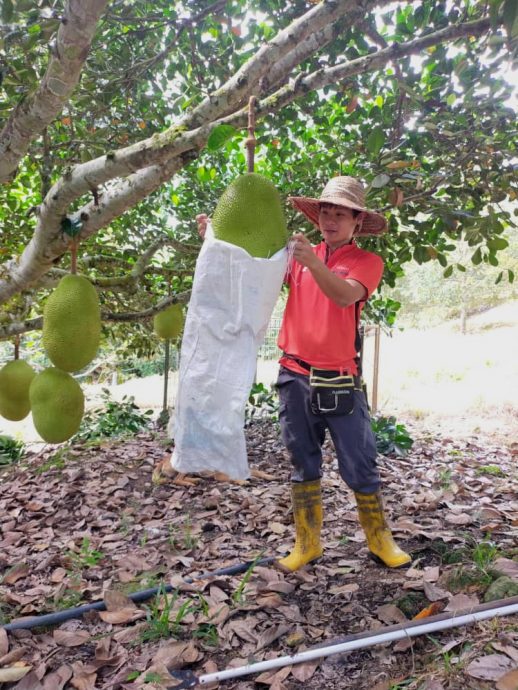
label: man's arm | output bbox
[291,233,366,307]
[196,213,208,239]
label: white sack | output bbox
[170,228,287,479]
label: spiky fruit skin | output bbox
[154,303,184,340]
[0,360,36,421]
[43,274,101,372]
[29,368,84,443]
[212,173,288,258]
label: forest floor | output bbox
[0,418,517,690]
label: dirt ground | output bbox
[0,417,517,690]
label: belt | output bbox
[283,354,363,388]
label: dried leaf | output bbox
[466,654,512,681]
[376,604,408,624]
[423,581,450,602]
[103,589,137,611]
[99,607,145,624]
[0,628,8,657]
[53,630,91,647]
[42,665,73,690]
[3,562,29,584]
[0,666,31,683]
[493,558,518,580]
[496,669,518,690]
[255,624,292,651]
[290,660,319,681]
[445,593,479,611]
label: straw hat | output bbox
[288,176,387,236]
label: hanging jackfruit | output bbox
[29,368,84,443]
[42,274,101,372]
[154,303,184,340]
[0,360,36,421]
[211,173,288,258]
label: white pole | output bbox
[196,601,518,685]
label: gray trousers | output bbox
[276,367,380,493]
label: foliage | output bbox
[141,585,199,642]
[0,434,25,465]
[0,0,516,359]
[370,414,414,456]
[388,230,518,328]
[245,381,279,423]
[73,389,153,442]
[66,537,104,569]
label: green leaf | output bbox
[207,124,236,151]
[508,269,515,283]
[446,93,456,106]
[486,237,509,251]
[471,247,483,265]
[443,265,453,278]
[366,127,385,156]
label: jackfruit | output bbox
[211,173,288,258]
[42,274,101,372]
[0,360,36,421]
[154,303,184,340]
[29,368,84,443]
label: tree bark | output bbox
[0,7,498,308]
[0,0,109,183]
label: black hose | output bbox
[2,555,276,632]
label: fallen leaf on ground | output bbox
[0,666,31,683]
[496,669,518,690]
[466,654,513,681]
[53,630,91,647]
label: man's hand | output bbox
[196,213,209,239]
[290,233,319,269]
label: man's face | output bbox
[318,203,360,249]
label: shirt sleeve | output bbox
[348,253,384,299]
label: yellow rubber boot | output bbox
[355,491,411,568]
[277,480,323,572]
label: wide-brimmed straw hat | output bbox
[288,176,387,236]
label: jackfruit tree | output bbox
[0,0,516,354]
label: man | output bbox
[275,175,411,571]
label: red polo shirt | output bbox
[278,241,384,375]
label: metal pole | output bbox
[171,596,518,688]
[371,324,380,413]
[163,339,170,412]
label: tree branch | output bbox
[0,0,109,183]
[0,14,497,305]
[0,292,191,340]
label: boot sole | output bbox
[274,554,323,573]
[368,552,411,569]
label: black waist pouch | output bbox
[309,369,356,416]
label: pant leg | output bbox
[276,367,326,482]
[326,389,380,494]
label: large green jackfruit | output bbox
[29,368,84,443]
[43,274,101,372]
[0,360,36,421]
[211,173,288,258]
[154,303,184,340]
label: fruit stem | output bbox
[246,96,257,173]
[14,335,20,360]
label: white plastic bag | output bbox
[170,227,287,479]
